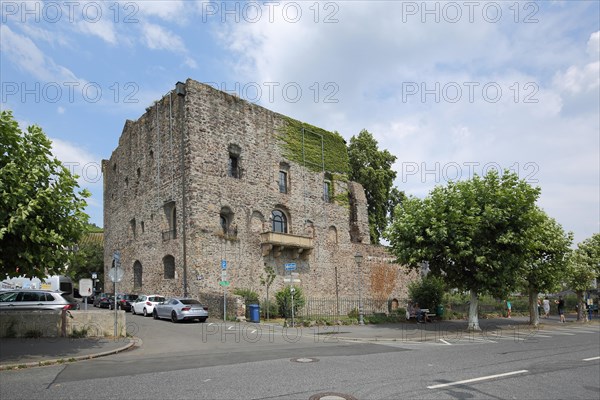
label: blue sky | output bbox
[1,0,598,245]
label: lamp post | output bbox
[355,252,364,325]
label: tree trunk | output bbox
[468,290,480,331]
[576,290,587,322]
[529,288,539,326]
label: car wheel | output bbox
[143,308,148,317]
[198,317,207,323]
[153,309,158,320]
[171,311,178,323]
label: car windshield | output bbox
[180,299,201,305]
[149,296,165,302]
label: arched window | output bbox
[163,255,175,279]
[271,210,287,233]
[133,261,143,289]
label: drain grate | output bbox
[308,392,358,400]
[290,357,319,363]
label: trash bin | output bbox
[436,305,445,317]
[248,304,260,323]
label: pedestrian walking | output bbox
[555,296,565,322]
[542,297,551,318]
[506,299,512,318]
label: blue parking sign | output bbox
[221,260,227,270]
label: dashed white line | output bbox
[427,370,529,389]
[439,339,452,346]
[583,356,600,362]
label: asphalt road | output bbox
[1,313,598,400]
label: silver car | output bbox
[0,290,79,311]
[152,298,208,323]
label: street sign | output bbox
[285,263,296,271]
[113,251,121,262]
[284,273,301,283]
[91,272,97,280]
[108,267,124,283]
[219,281,230,287]
[221,260,227,270]
[221,270,227,281]
[79,279,93,297]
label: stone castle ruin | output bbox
[103,79,415,314]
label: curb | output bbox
[0,337,140,371]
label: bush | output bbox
[408,275,446,310]
[261,299,279,319]
[233,288,260,319]
[275,286,305,319]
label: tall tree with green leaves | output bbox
[348,129,399,243]
[67,226,104,283]
[386,170,540,330]
[567,234,600,321]
[520,208,572,326]
[0,110,90,278]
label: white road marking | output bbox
[427,370,529,389]
[583,356,600,361]
[439,339,452,346]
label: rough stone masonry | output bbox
[103,79,416,314]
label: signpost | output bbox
[221,260,227,322]
[79,279,93,311]
[110,251,122,339]
[284,263,299,326]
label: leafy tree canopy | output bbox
[520,208,573,293]
[387,170,540,296]
[0,110,90,279]
[348,130,401,243]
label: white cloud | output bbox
[140,22,185,52]
[587,31,600,57]
[0,25,82,84]
[76,18,118,45]
[553,61,600,94]
[57,106,66,114]
[50,138,102,189]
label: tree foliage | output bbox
[0,110,90,278]
[567,234,600,321]
[386,170,541,329]
[67,229,104,282]
[408,275,446,310]
[519,208,572,326]
[348,130,400,243]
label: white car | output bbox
[131,294,165,317]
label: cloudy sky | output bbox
[1,1,598,245]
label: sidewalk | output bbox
[0,336,136,370]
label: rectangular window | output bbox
[279,171,288,193]
[130,218,136,239]
[228,154,239,178]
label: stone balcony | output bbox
[260,232,313,259]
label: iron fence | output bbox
[296,297,408,320]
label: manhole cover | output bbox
[291,357,319,363]
[309,393,358,400]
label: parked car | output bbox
[153,298,208,323]
[93,292,114,308]
[131,295,165,317]
[109,294,139,311]
[0,289,79,311]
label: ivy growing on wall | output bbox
[277,117,349,174]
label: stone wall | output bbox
[0,310,126,338]
[103,79,417,306]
